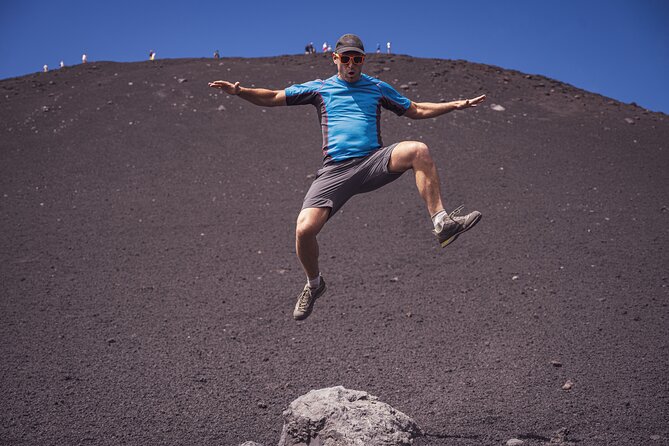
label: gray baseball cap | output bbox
[335,34,365,54]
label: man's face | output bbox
[333,51,365,83]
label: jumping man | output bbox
[209,34,486,321]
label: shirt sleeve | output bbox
[285,79,324,106]
[377,80,412,116]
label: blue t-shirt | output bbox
[285,74,411,163]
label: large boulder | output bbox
[278,386,422,446]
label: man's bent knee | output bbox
[412,141,430,160]
[296,207,329,239]
[296,220,317,240]
[390,141,431,172]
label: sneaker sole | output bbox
[440,213,482,248]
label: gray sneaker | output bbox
[293,278,326,321]
[434,205,482,248]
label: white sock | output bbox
[308,274,321,289]
[432,210,447,232]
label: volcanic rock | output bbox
[278,386,422,445]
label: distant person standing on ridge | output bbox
[322,41,328,52]
[43,64,48,72]
[149,50,156,61]
[214,50,220,59]
[82,54,87,64]
[376,43,381,54]
[386,41,391,54]
[208,34,486,321]
[60,60,64,68]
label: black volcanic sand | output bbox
[1,54,668,445]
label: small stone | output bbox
[399,84,409,90]
[217,104,226,111]
[106,338,116,344]
[408,81,418,86]
[551,427,569,443]
[506,439,524,446]
[512,275,519,280]
[624,118,635,124]
[389,276,399,282]
[178,78,187,83]
[650,434,661,440]
[491,104,506,111]
[550,360,562,367]
[562,379,573,390]
[257,402,268,409]
[306,173,315,179]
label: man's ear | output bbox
[332,53,338,64]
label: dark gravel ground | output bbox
[1,54,668,446]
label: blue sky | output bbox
[2,0,668,113]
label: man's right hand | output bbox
[208,80,241,95]
[207,82,286,107]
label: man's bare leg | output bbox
[295,207,330,281]
[387,140,481,247]
[293,207,330,320]
[388,141,444,215]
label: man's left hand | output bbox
[456,94,487,110]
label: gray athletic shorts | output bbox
[302,143,403,218]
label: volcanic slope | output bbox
[1,54,668,445]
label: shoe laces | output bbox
[434,205,465,234]
[297,287,312,311]
[448,204,464,221]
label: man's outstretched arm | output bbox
[404,94,486,119]
[208,80,286,107]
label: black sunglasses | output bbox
[337,54,365,64]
